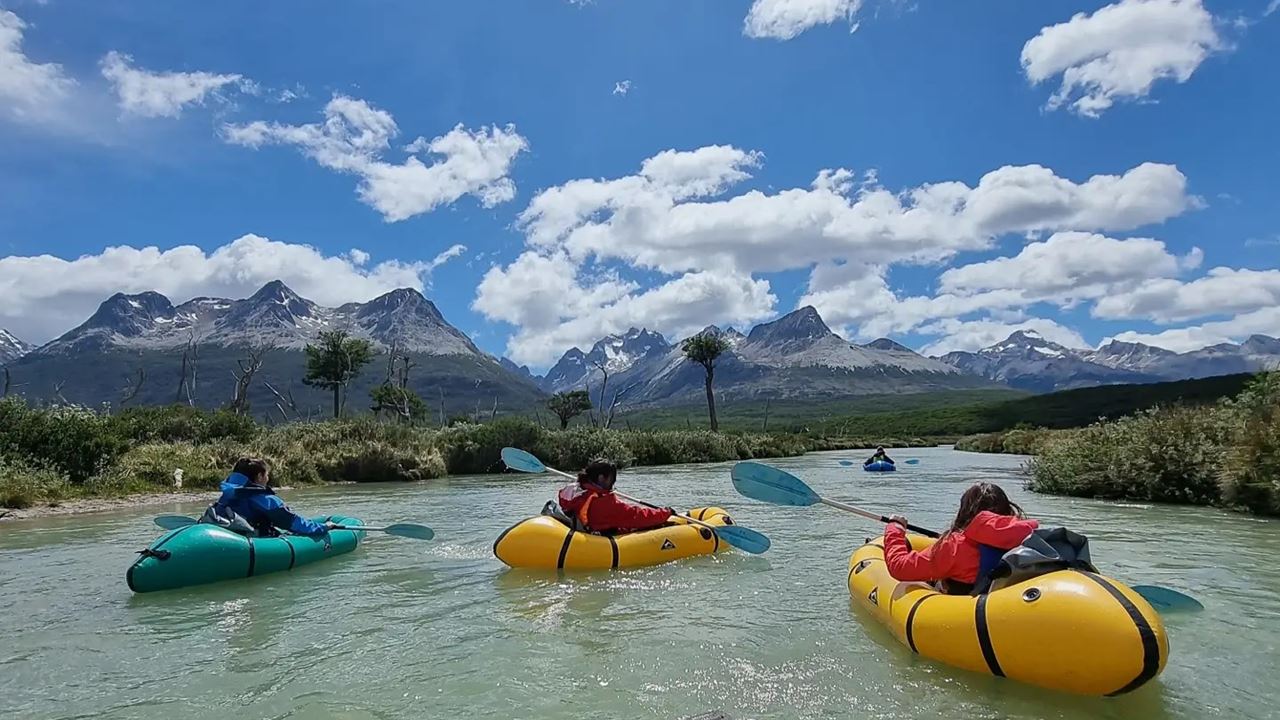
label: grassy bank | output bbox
[0,399,810,510]
[954,428,1062,455]
[1026,372,1280,516]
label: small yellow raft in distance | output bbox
[848,534,1169,696]
[494,506,733,570]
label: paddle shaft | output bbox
[542,465,723,534]
[818,497,939,538]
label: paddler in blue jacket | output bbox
[200,457,333,538]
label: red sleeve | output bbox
[589,494,672,532]
[964,511,1038,549]
[883,523,958,582]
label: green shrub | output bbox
[0,398,127,482]
[0,455,71,509]
[253,419,446,484]
[1219,372,1280,515]
[96,441,239,493]
[107,405,257,445]
[1028,405,1229,505]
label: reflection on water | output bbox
[1,447,1276,719]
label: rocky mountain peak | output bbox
[1242,334,1280,354]
[85,291,178,336]
[747,306,831,344]
[864,337,913,353]
[0,328,32,363]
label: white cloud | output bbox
[0,234,433,344]
[1021,0,1224,117]
[920,318,1090,356]
[518,146,1196,277]
[0,10,76,123]
[1093,267,1280,323]
[224,95,528,222]
[1267,0,1280,17]
[612,80,631,96]
[1110,307,1280,353]
[99,51,247,118]
[426,243,467,272]
[744,0,862,40]
[472,252,775,366]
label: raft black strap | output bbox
[135,548,171,561]
[285,537,297,570]
[556,529,575,570]
[246,537,257,577]
[974,594,1005,677]
[607,535,619,569]
[1081,572,1162,695]
[904,594,936,654]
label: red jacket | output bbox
[557,485,672,534]
[883,511,1039,585]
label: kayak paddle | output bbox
[838,459,918,467]
[500,447,770,554]
[152,515,434,540]
[730,461,1202,613]
[731,461,938,537]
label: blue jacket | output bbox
[214,473,328,537]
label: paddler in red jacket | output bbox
[883,482,1039,595]
[557,459,675,534]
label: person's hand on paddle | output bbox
[887,514,909,528]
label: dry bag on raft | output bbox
[974,527,1097,595]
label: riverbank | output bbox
[0,489,220,521]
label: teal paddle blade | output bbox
[715,524,770,554]
[904,459,920,465]
[382,523,435,540]
[1132,585,1203,612]
[501,447,547,474]
[731,462,820,506]
[154,515,196,530]
[837,460,856,467]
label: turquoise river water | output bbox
[1,448,1277,719]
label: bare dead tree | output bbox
[603,381,640,430]
[175,331,200,406]
[52,380,69,406]
[228,345,271,416]
[589,360,611,428]
[2,368,10,398]
[263,380,301,422]
[119,368,146,408]
[762,397,772,433]
[490,395,498,421]
[438,387,446,428]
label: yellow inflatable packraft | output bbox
[848,534,1169,696]
[494,506,733,570]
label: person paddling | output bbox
[556,459,675,534]
[200,458,334,538]
[864,446,894,466]
[882,481,1038,595]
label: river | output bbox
[1,448,1276,719]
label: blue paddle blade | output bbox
[715,524,770,554]
[154,515,196,530]
[381,523,435,540]
[1132,585,1203,612]
[501,447,547,474]
[731,462,821,506]
[904,459,920,465]
[837,460,855,467]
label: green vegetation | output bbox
[304,330,376,418]
[1028,372,1280,516]
[547,390,592,429]
[955,427,1059,455]
[0,399,808,510]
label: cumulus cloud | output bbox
[1021,0,1224,117]
[99,51,246,118]
[0,234,435,344]
[472,252,776,366]
[224,95,528,222]
[1110,306,1280,353]
[744,0,862,40]
[517,146,1195,277]
[425,244,467,272]
[612,80,631,96]
[1093,267,1280,323]
[0,10,76,123]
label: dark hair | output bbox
[945,482,1023,537]
[233,457,270,482]
[578,458,618,490]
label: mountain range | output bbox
[3,282,1278,413]
[937,330,1280,392]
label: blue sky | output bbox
[1,0,1277,369]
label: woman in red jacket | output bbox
[883,482,1038,595]
[557,459,675,534]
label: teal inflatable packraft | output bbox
[127,515,365,593]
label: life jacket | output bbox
[200,473,281,538]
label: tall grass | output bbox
[0,401,808,509]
